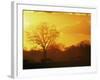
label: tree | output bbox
[26,23,59,62]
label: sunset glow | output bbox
[23,10,91,51]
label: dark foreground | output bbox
[23,60,90,69]
[23,41,91,69]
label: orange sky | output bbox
[23,10,91,51]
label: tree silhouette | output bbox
[26,23,59,62]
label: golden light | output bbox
[23,10,91,50]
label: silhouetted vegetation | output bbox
[25,23,59,63]
[23,40,91,69]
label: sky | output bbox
[23,10,91,51]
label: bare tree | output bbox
[25,23,59,61]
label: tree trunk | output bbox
[43,47,47,60]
